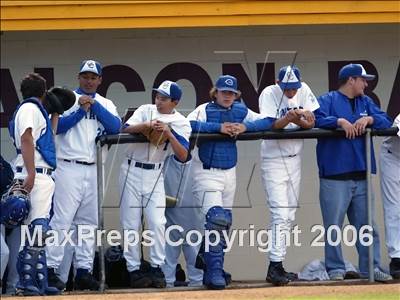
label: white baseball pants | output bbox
[13,172,54,224]
[47,159,98,271]
[380,149,400,258]
[119,159,167,272]
[261,155,301,262]
[191,163,236,218]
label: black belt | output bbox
[63,159,95,166]
[202,164,228,170]
[16,167,53,176]
[128,159,162,170]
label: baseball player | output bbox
[380,113,400,279]
[187,75,274,290]
[315,63,392,282]
[258,65,320,286]
[161,154,204,288]
[46,60,121,291]
[120,80,191,289]
[8,73,64,296]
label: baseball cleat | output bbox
[224,270,232,285]
[47,268,66,291]
[344,271,361,279]
[285,271,298,282]
[129,270,152,288]
[74,272,100,291]
[149,266,166,288]
[266,262,290,286]
[390,258,400,279]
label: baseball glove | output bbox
[141,124,169,146]
[44,91,65,115]
[49,87,76,112]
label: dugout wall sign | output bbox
[1,60,399,127]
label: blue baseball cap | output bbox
[215,75,238,93]
[338,63,375,81]
[79,60,102,76]
[153,80,182,101]
[278,66,302,90]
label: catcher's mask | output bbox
[0,179,31,228]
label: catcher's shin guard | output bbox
[16,246,40,296]
[203,206,232,290]
[196,240,233,286]
[16,246,61,296]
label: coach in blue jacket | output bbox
[315,63,392,282]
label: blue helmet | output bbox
[0,180,30,228]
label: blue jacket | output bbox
[9,97,57,169]
[315,91,392,177]
[191,100,273,169]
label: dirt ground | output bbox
[7,281,400,300]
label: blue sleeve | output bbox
[174,153,192,162]
[244,117,275,132]
[315,95,339,129]
[366,98,393,129]
[190,120,221,133]
[91,101,121,134]
[171,130,189,150]
[56,108,87,134]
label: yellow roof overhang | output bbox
[1,1,399,31]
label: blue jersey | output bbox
[315,91,392,177]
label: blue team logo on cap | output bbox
[278,66,302,90]
[79,60,102,76]
[153,80,182,101]
[225,78,234,86]
[216,75,238,93]
[161,81,170,90]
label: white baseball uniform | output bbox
[259,83,319,262]
[13,102,55,224]
[120,104,191,272]
[161,154,203,287]
[187,102,263,216]
[46,91,120,272]
[380,113,400,259]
